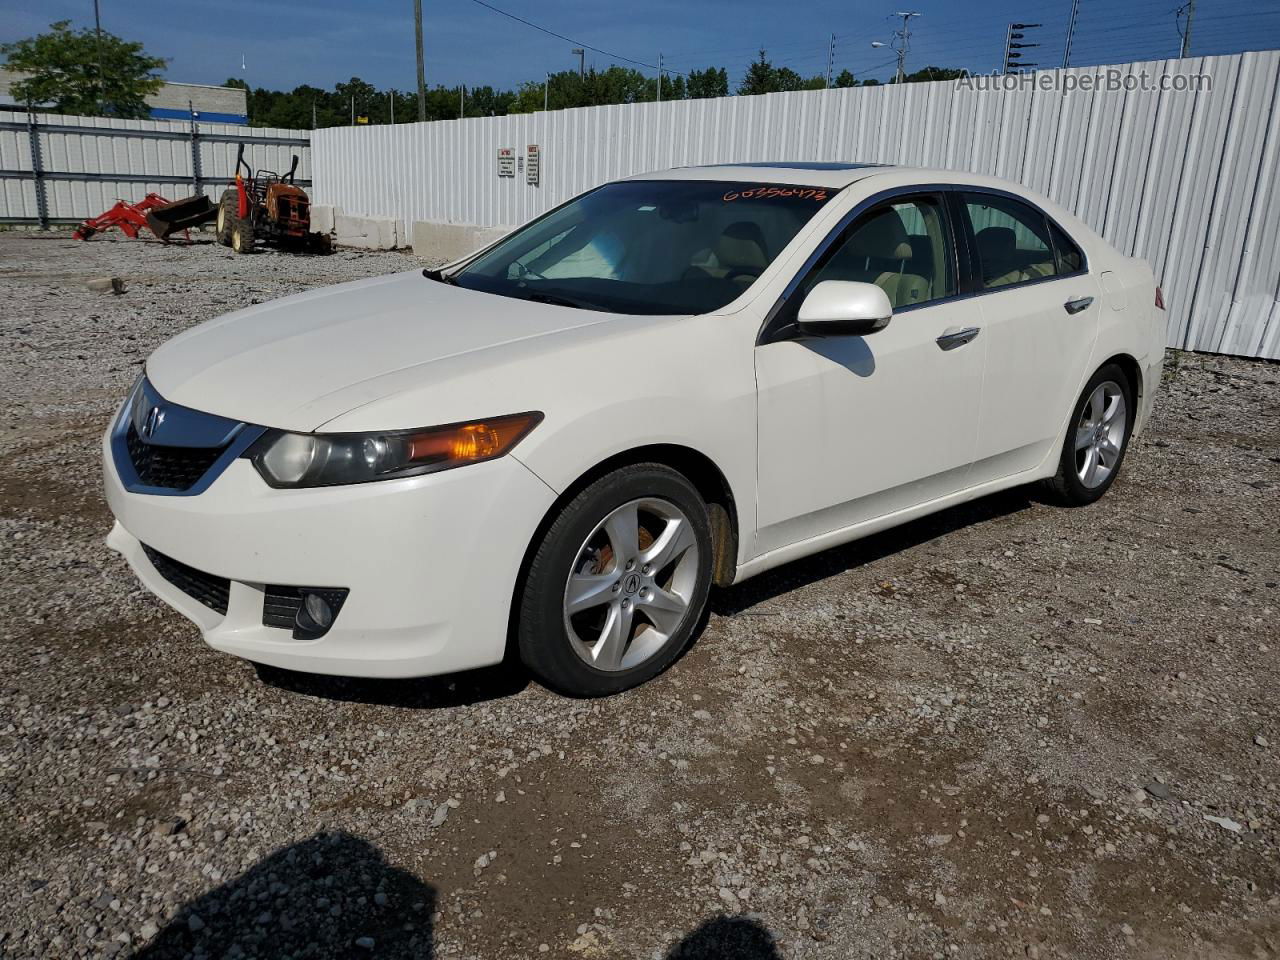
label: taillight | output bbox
[1154,285,1165,310]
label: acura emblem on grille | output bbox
[142,405,165,439]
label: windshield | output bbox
[451,179,835,316]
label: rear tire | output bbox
[215,190,235,246]
[518,464,713,697]
[230,217,256,254]
[1042,363,1135,506]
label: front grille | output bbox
[127,423,227,491]
[142,545,230,615]
[263,585,350,638]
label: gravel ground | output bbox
[1,231,1278,960]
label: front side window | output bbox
[791,194,956,313]
[962,192,1060,289]
[452,180,834,316]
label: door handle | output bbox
[935,326,980,350]
[1064,296,1094,314]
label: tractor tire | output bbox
[230,217,256,254]
[216,190,235,246]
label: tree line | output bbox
[232,54,965,129]
[2,20,965,128]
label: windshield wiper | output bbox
[522,290,598,311]
[421,267,458,285]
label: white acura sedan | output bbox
[104,162,1165,696]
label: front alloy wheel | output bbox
[518,464,713,696]
[564,497,700,672]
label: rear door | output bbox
[953,190,1102,483]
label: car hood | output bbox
[145,271,618,431]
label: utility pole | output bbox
[572,47,585,81]
[414,0,427,121]
[656,53,663,104]
[1178,0,1197,57]
[1003,22,1041,73]
[879,12,920,83]
[351,94,355,125]
[93,0,105,114]
[390,91,395,124]
[460,84,465,119]
[825,33,836,88]
[1063,0,1080,68]
[312,100,317,129]
[544,73,549,111]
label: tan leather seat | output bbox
[840,209,931,307]
[710,221,769,285]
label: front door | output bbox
[754,193,988,556]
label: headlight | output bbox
[245,412,543,488]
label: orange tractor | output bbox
[216,144,331,254]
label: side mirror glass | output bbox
[796,281,893,338]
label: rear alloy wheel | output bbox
[518,465,712,696]
[1043,363,1134,506]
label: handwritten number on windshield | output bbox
[723,186,829,202]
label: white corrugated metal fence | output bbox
[313,51,1280,360]
[0,111,310,225]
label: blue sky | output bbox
[2,0,1278,93]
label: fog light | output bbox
[296,592,333,635]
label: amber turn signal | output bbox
[407,413,543,466]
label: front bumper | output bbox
[103,430,556,678]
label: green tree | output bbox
[834,69,882,88]
[737,50,825,96]
[738,50,775,96]
[1,20,165,117]
[687,67,728,99]
[899,66,968,83]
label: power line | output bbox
[464,0,691,77]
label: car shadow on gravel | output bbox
[131,831,436,959]
[713,487,1034,616]
[665,915,783,958]
[253,659,531,709]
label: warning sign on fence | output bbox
[526,144,540,186]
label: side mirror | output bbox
[796,281,893,338]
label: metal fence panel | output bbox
[311,50,1280,359]
[0,111,310,224]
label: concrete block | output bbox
[410,220,512,263]
[310,204,336,235]
[335,214,400,250]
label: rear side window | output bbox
[961,192,1058,290]
[1048,220,1085,274]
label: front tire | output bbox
[518,464,713,697]
[1043,363,1135,506]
